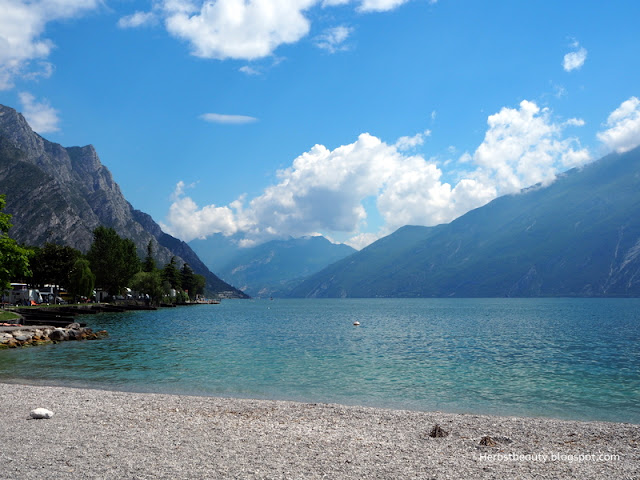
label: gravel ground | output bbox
[0,383,638,479]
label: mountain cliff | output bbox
[289,146,640,297]
[0,104,246,298]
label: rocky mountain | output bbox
[0,104,246,298]
[289,146,640,297]
[189,234,356,297]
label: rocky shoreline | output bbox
[0,323,108,348]
[0,301,209,348]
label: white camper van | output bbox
[6,283,43,305]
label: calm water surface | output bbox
[1,298,639,423]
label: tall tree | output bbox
[180,263,196,299]
[86,226,141,296]
[193,274,206,298]
[161,256,181,291]
[0,195,31,292]
[130,270,164,305]
[29,243,82,290]
[143,240,156,273]
[68,258,95,302]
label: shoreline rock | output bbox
[0,325,108,348]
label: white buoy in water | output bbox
[353,321,360,326]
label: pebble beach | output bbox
[0,383,638,479]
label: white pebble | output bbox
[30,408,54,419]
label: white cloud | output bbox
[345,232,385,250]
[239,65,261,76]
[395,129,431,151]
[164,100,591,249]
[199,113,258,124]
[314,25,352,53]
[563,41,587,72]
[0,0,99,89]
[597,96,640,153]
[161,188,239,240]
[472,100,590,192]
[163,0,316,60]
[118,11,157,28]
[358,0,409,12]
[159,0,419,60]
[18,91,60,133]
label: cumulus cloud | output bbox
[118,11,157,28]
[18,91,60,133]
[314,25,352,53]
[163,0,316,60]
[0,0,99,89]
[472,100,591,194]
[596,97,640,154]
[200,113,258,124]
[152,0,417,60]
[164,100,592,249]
[563,41,587,72]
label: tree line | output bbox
[0,195,205,305]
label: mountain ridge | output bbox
[289,147,640,297]
[189,234,355,297]
[0,104,246,298]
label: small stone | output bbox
[0,333,14,344]
[30,408,54,419]
[479,436,498,447]
[13,332,32,342]
[429,424,449,438]
[50,329,68,341]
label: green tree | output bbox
[161,256,181,291]
[86,226,141,296]
[0,195,31,292]
[29,243,82,291]
[143,240,156,273]
[130,270,164,305]
[193,274,206,297]
[180,263,196,299]
[68,258,95,302]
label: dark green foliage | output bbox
[193,274,206,297]
[29,242,82,290]
[180,263,196,299]
[143,240,156,273]
[87,226,141,296]
[130,270,164,305]
[0,194,31,291]
[161,256,181,290]
[68,258,95,301]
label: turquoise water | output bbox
[1,298,639,423]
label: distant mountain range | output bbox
[0,104,246,298]
[6,99,639,299]
[189,235,355,297]
[290,146,640,297]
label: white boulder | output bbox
[30,408,54,419]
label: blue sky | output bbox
[1,0,639,249]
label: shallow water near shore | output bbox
[1,298,639,423]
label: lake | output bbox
[1,298,639,423]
